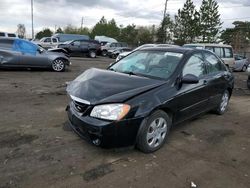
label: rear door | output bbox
[203,51,230,108]
[0,39,20,67]
[174,52,210,123]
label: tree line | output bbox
[16,0,249,48]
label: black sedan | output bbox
[66,47,234,153]
[0,38,70,72]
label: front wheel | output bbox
[136,110,171,153]
[214,90,230,115]
[52,59,65,72]
[89,50,96,58]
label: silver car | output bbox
[233,54,249,72]
[0,38,70,72]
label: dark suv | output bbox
[58,39,100,58]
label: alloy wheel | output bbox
[52,59,64,72]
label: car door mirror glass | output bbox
[182,74,199,84]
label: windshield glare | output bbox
[110,50,183,80]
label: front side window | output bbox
[13,40,37,55]
[204,52,225,73]
[72,41,80,46]
[183,53,205,77]
[224,48,233,58]
[44,38,51,43]
[110,50,183,80]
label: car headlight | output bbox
[90,104,130,121]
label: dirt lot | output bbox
[0,57,249,188]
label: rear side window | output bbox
[0,39,14,49]
[214,47,224,58]
[204,52,226,73]
[224,48,233,58]
[183,53,206,77]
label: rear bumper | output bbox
[66,103,143,148]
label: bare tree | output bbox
[17,24,26,38]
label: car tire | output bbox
[89,50,96,58]
[242,65,247,72]
[102,50,108,56]
[52,58,65,72]
[214,90,230,115]
[136,110,171,153]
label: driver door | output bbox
[173,52,210,123]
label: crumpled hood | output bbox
[67,68,165,105]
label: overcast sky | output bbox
[1,0,250,37]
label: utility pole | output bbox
[81,17,83,30]
[162,0,168,43]
[163,0,168,21]
[31,0,34,39]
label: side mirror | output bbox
[37,48,43,53]
[71,43,74,46]
[182,74,199,84]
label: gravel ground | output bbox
[0,57,249,188]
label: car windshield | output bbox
[109,50,183,80]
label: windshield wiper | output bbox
[121,71,137,75]
[109,68,116,72]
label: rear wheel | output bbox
[214,90,230,115]
[52,59,65,72]
[242,65,247,72]
[102,50,108,56]
[136,110,171,153]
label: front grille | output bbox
[73,100,89,114]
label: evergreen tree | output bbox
[173,0,200,45]
[35,28,53,39]
[156,14,173,43]
[55,27,63,34]
[199,0,222,42]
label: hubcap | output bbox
[220,92,229,112]
[90,52,96,58]
[147,117,167,148]
[52,59,64,71]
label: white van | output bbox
[183,43,235,68]
[0,32,18,38]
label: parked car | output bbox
[101,42,128,56]
[0,38,70,72]
[53,33,89,42]
[233,54,249,72]
[57,39,100,58]
[33,37,59,49]
[183,43,235,68]
[0,32,18,38]
[66,47,234,153]
[108,47,132,58]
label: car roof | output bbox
[184,43,232,48]
[138,47,195,54]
